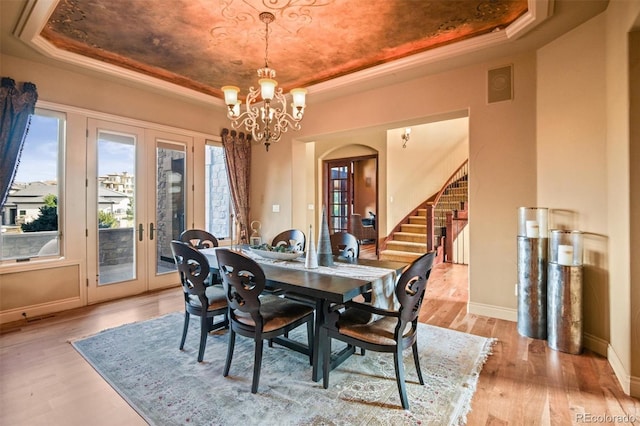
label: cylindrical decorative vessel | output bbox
[518,207,549,239]
[517,236,548,339]
[547,230,583,354]
[549,229,583,266]
[516,207,549,339]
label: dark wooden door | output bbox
[325,160,352,234]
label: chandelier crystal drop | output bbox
[221,12,307,151]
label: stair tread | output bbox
[387,241,426,247]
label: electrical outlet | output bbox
[514,283,518,297]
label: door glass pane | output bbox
[1,110,64,261]
[328,164,349,233]
[97,132,136,285]
[156,141,186,274]
[205,143,232,239]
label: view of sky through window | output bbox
[14,115,59,183]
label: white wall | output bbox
[537,0,640,396]
[604,0,640,396]
[251,52,538,320]
[537,11,610,352]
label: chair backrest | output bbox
[180,229,219,249]
[216,249,266,326]
[170,240,210,300]
[350,214,363,233]
[350,213,376,242]
[330,231,359,259]
[271,229,306,251]
[395,251,436,324]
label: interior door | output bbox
[325,160,352,234]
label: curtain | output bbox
[0,77,39,210]
[221,128,251,244]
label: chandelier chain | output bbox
[264,15,270,68]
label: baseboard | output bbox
[607,344,631,395]
[583,332,608,357]
[631,375,640,399]
[0,297,82,325]
[467,301,516,322]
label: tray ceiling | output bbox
[17,0,542,103]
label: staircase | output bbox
[380,162,468,264]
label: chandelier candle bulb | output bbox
[290,88,307,109]
[222,86,239,106]
[259,78,277,100]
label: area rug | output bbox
[72,312,495,426]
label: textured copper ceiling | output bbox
[41,0,528,100]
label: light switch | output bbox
[308,204,314,210]
[272,204,280,213]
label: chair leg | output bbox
[197,315,208,362]
[394,348,409,410]
[179,311,190,350]
[412,342,424,385]
[251,339,264,394]
[223,329,235,377]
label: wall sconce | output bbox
[401,128,411,148]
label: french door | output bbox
[86,119,192,303]
[325,160,352,234]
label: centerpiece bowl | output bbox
[248,244,304,260]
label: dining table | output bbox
[200,246,407,382]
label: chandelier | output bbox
[221,12,307,151]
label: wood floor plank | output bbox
[1,263,638,425]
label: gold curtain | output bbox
[221,128,251,244]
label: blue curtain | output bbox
[0,77,38,210]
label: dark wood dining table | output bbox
[201,247,407,382]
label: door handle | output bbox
[149,222,155,241]
[138,223,144,241]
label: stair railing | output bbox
[425,160,469,251]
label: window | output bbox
[0,108,65,261]
[204,142,232,239]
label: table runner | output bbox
[241,249,400,316]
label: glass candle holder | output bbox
[518,207,549,238]
[549,229,583,266]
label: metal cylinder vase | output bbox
[517,236,548,339]
[547,263,583,354]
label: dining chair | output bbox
[321,251,436,409]
[216,248,315,394]
[180,229,219,249]
[180,229,220,285]
[271,229,306,251]
[350,213,376,244]
[329,231,360,259]
[170,240,228,362]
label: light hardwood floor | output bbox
[1,262,638,425]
